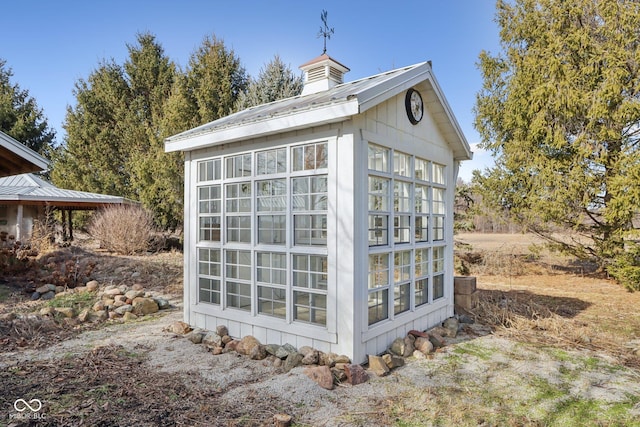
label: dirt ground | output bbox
[1,233,640,426]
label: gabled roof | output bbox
[0,131,49,177]
[165,61,472,161]
[0,173,135,209]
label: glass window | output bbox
[226,216,251,243]
[394,151,411,177]
[257,252,286,285]
[294,214,326,246]
[394,283,410,315]
[198,159,221,182]
[368,144,390,172]
[292,142,327,171]
[368,177,389,211]
[227,281,251,311]
[394,250,411,284]
[368,214,388,246]
[226,182,252,213]
[257,215,286,244]
[433,275,444,300]
[258,286,286,318]
[415,278,429,306]
[368,253,389,289]
[415,248,429,278]
[292,176,327,211]
[225,153,252,178]
[415,185,429,214]
[226,249,252,281]
[394,215,411,244]
[415,158,429,182]
[292,254,327,290]
[199,277,221,305]
[198,248,221,305]
[433,163,445,185]
[394,181,411,212]
[368,289,388,325]
[199,248,221,277]
[257,179,286,212]
[256,148,286,175]
[432,188,445,215]
[293,291,326,326]
[198,185,221,242]
[415,216,428,242]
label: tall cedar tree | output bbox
[474,0,640,289]
[0,59,56,157]
[54,33,247,230]
[235,55,303,110]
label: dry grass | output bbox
[457,232,640,369]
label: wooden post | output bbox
[68,210,73,241]
[61,209,68,241]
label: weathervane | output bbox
[317,9,334,54]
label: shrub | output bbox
[88,205,158,255]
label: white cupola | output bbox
[299,54,350,96]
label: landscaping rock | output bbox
[216,325,229,337]
[186,331,205,344]
[345,364,369,385]
[85,280,99,291]
[92,300,105,312]
[104,288,123,296]
[283,353,303,372]
[114,304,133,315]
[122,312,138,321]
[152,297,170,310]
[415,336,434,355]
[383,353,405,369]
[202,332,223,348]
[131,297,159,315]
[408,329,429,338]
[301,350,319,365]
[276,343,298,359]
[304,365,334,390]
[249,345,267,360]
[77,308,91,322]
[168,321,192,335]
[389,337,405,356]
[36,284,56,294]
[403,335,416,357]
[236,335,261,356]
[368,355,390,377]
[428,332,446,349]
[443,317,459,337]
[40,291,55,300]
[125,290,145,300]
[30,292,41,301]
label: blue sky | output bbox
[1,1,500,182]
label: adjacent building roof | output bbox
[0,173,134,209]
[0,131,49,177]
[165,60,472,161]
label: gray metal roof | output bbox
[0,131,49,178]
[0,173,134,208]
[165,61,472,161]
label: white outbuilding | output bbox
[165,54,472,363]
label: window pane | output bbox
[368,289,388,325]
[394,215,411,244]
[368,253,389,289]
[416,278,429,306]
[368,214,388,246]
[368,144,389,172]
[433,163,445,184]
[394,151,411,177]
[294,214,327,246]
[199,277,221,305]
[394,283,410,315]
[433,274,444,300]
[294,291,326,326]
[415,158,429,181]
[394,181,411,212]
[368,177,389,211]
[258,286,286,318]
[227,281,251,311]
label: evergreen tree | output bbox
[0,59,56,157]
[474,0,640,288]
[235,55,303,110]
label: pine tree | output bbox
[235,55,303,110]
[0,59,56,157]
[474,0,640,288]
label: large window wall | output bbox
[195,141,329,327]
[367,142,447,327]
